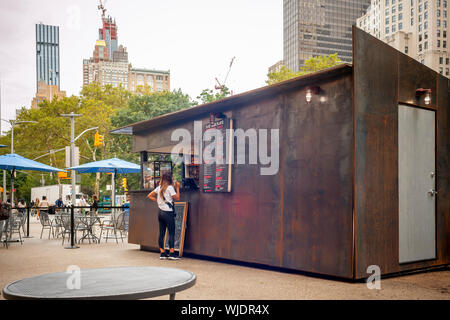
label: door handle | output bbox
[427,189,437,196]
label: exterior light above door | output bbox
[415,88,432,105]
[305,86,320,103]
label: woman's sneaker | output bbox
[160,252,169,260]
[168,252,180,260]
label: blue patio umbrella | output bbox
[68,158,140,206]
[67,157,140,174]
[0,153,65,203]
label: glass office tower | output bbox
[283,0,371,71]
[36,24,60,90]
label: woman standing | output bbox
[147,172,180,260]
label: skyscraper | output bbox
[36,23,60,90]
[357,0,450,78]
[283,0,371,71]
[83,2,170,92]
[83,5,129,88]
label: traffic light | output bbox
[94,132,104,147]
[79,151,81,161]
[122,178,127,191]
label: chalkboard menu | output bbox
[203,116,233,193]
[164,202,189,257]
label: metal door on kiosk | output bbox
[398,104,436,264]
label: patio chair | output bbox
[18,212,27,235]
[51,214,64,238]
[7,214,23,245]
[39,211,53,239]
[0,219,8,249]
[99,212,125,244]
[60,214,77,245]
[78,212,99,244]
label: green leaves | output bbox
[196,86,230,104]
[266,53,343,85]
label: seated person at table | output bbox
[40,196,50,213]
[55,197,63,208]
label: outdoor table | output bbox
[54,213,107,244]
[2,266,196,300]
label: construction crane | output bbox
[98,0,107,17]
[215,57,236,91]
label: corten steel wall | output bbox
[353,26,450,279]
[128,69,355,278]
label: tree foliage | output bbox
[266,53,343,85]
[0,81,210,201]
[300,53,343,74]
[196,86,230,104]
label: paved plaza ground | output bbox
[0,216,449,300]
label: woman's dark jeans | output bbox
[158,209,175,249]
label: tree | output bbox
[110,89,196,191]
[0,83,132,199]
[266,53,343,85]
[266,66,302,85]
[196,86,230,104]
[299,53,343,74]
[0,83,196,200]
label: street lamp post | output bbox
[1,119,37,204]
[49,68,54,103]
[61,112,82,250]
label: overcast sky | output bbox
[0,0,283,132]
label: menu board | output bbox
[203,115,233,193]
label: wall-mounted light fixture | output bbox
[415,88,432,105]
[305,86,320,103]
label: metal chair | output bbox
[0,219,8,249]
[7,214,23,245]
[78,212,99,244]
[39,211,53,239]
[60,214,77,245]
[99,212,125,244]
[51,215,63,238]
[19,211,27,235]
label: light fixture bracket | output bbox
[415,88,431,96]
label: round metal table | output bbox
[2,266,196,300]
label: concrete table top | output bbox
[2,266,196,300]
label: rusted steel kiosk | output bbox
[113,28,449,279]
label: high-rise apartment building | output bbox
[283,0,371,71]
[98,14,118,60]
[83,6,130,89]
[83,40,129,88]
[83,3,170,91]
[36,23,60,90]
[357,0,450,77]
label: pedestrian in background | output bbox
[91,195,98,213]
[122,195,130,232]
[34,198,40,220]
[79,196,88,214]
